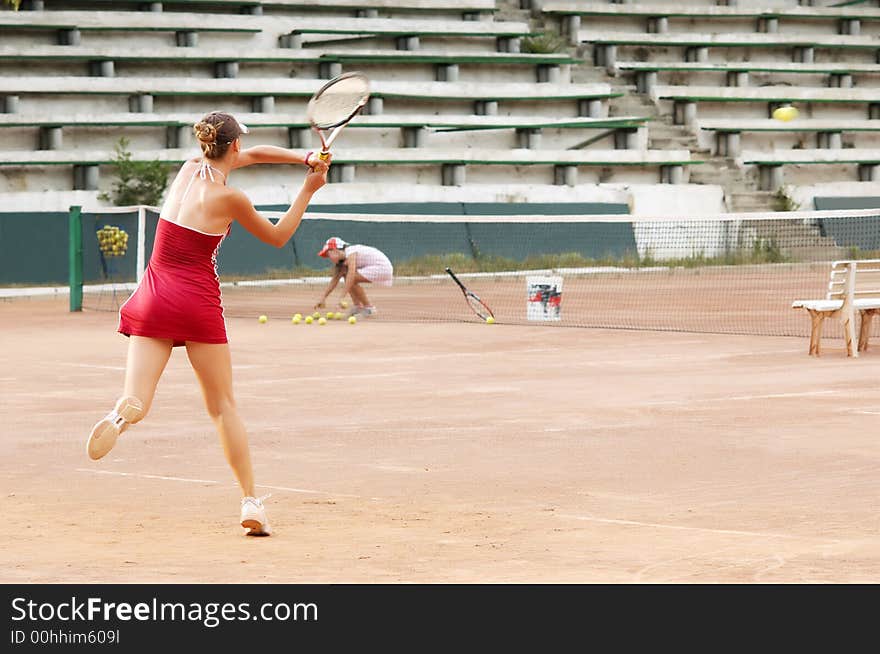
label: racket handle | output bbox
[318,151,330,161]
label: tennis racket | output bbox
[306,71,370,162]
[445,267,494,321]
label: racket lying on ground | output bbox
[307,71,371,163]
[446,267,495,322]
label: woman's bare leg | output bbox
[348,272,373,308]
[349,283,369,308]
[123,336,174,417]
[184,341,254,497]
[87,336,172,459]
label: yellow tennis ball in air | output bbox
[305,315,313,324]
[486,316,495,324]
[772,105,798,122]
[348,315,357,324]
[258,315,268,324]
[318,317,327,325]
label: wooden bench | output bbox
[615,61,880,93]
[652,85,880,125]
[31,0,497,18]
[0,112,647,131]
[792,258,880,357]
[0,45,580,82]
[699,119,880,157]
[0,147,694,168]
[581,31,880,70]
[0,112,648,150]
[0,146,696,188]
[739,149,880,190]
[2,10,529,49]
[281,17,534,47]
[0,10,262,42]
[0,76,620,117]
[542,1,880,44]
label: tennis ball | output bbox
[292,316,301,324]
[340,300,349,309]
[486,316,495,324]
[305,315,314,324]
[258,315,268,324]
[772,105,798,122]
[326,311,335,319]
[293,313,302,321]
[348,315,357,324]
[312,311,321,319]
[318,317,327,325]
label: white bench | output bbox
[738,148,880,190]
[792,259,880,357]
[0,76,615,102]
[0,146,694,188]
[43,0,497,13]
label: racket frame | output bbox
[307,71,370,161]
[445,267,495,321]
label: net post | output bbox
[68,205,83,312]
[136,206,147,283]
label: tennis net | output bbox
[71,206,880,339]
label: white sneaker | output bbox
[86,396,143,460]
[361,306,377,317]
[240,495,272,536]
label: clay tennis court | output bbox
[2,294,879,583]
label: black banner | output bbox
[1,584,875,649]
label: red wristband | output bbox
[305,151,314,167]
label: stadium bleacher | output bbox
[0,0,878,212]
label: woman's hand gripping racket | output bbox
[307,71,370,164]
[446,267,495,322]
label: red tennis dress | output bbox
[118,168,229,346]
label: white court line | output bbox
[556,513,839,543]
[76,468,218,485]
[75,468,363,498]
[254,483,362,498]
[642,390,839,407]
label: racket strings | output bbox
[309,79,370,128]
[467,294,492,320]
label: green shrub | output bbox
[98,137,172,207]
[521,31,566,54]
[773,187,801,212]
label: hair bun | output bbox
[193,121,218,145]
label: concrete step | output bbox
[690,171,749,184]
[730,192,787,213]
[648,124,693,137]
[573,70,612,83]
[647,137,698,148]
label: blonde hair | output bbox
[193,111,244,159]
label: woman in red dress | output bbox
[86,111,328,536]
